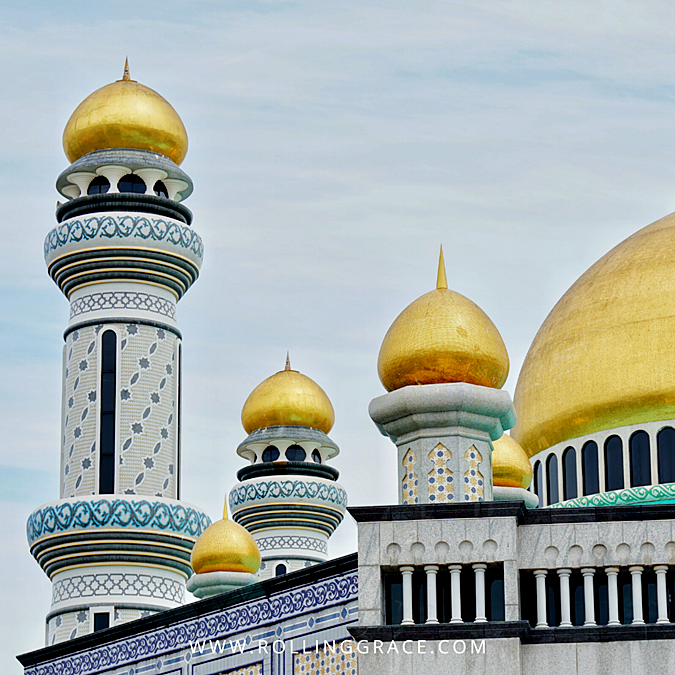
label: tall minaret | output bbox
[26,62,210,645]
[369,248,518,505]
[229,356,347,579]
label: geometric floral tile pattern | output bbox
[428,443,453,503]
[225,664,263,675]
[26,572,358,675]
[464,445,484,502]
[62,326,99,497]
[294,642,357,675]
[70,291,176,320]
[401,448,419,505]
[117,324,179,499]
[47,610,89,646]
[52,573,184,604]
[44,215,204,262]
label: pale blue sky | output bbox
[3,1,675,671]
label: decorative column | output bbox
[425,565,439,624]
[606,567,620,626]
[582,568,596,626]
[534,570,548,628]
[401,566,415,625]
[558,569,572,627]
[630,566,644,625]
[474,564,487,623]
[450,565,463,623]
[655,565,669,624]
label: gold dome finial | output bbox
[377,258,509,392]
[62,62,188,164]
[191,508,261,575]
[437,245,447,290]
[241,360,335,434]
[492,434,532,489]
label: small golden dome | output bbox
[241,355,335,434]
[191,511,261,575]
[492,433,532,490]
[377,248,509,392]
[63,60,188,165]
[513,211,675,457]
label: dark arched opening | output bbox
[562,447,578,501]
[262,446,280,462]
[630,430,651,487]
[658,427,675,484]
[582,441,599,496]
[546,454,559,505]
[87,176,110,195]
[118,174,146,193]
[604,435,624,492]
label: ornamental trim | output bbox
[256,535,327,553]
[27,498,211,545]
[24,571,358,675]
[70,292,176,320]
[550,482,675,509]
[229,480,348,510]
[44,215,203,261]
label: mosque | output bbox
[17,64,675,675]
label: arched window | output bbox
[275,564,287,577]
[312,449,322,463]
[286,445,306,462]
[533,461,543,508]
[630,430,651,487]
[87,176,110,195]
[604,435,624,492]
[657,427,675,483]
[262,446,280,462]
[546,454,559,505]
[582,441,599,496]
[562,447,578,501]
[154,180,169,198]
[118,174,146,194]
[100,330,117,494]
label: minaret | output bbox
[229,356,347,579]
[369,248,521,505]
[26,63,210,645]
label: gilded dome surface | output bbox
[377,250,509,392]
[241,357,335,434]
[513,211,675,457]
[492,433,532,490]
[63,62,188,165]
[191,517,261,575]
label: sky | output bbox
[3,0,675,671]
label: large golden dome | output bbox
[63,60,188,165]
[513,211,675,457]
[377,249,509,392]
[241,356,335,434]
[191,511,261,575]
[492,433,532,490]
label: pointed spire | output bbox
[223,498,228,520]
[285,352,291,371]
[122,57,130,81]
[436,245,448,290]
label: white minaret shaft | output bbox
[27,65,210,646]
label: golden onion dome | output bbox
[191,508,261,575]
[377,248,509,392]
[241,355,335,434]
[492,433,532,490]
[63,59,188,165]
[513,210,675,457]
